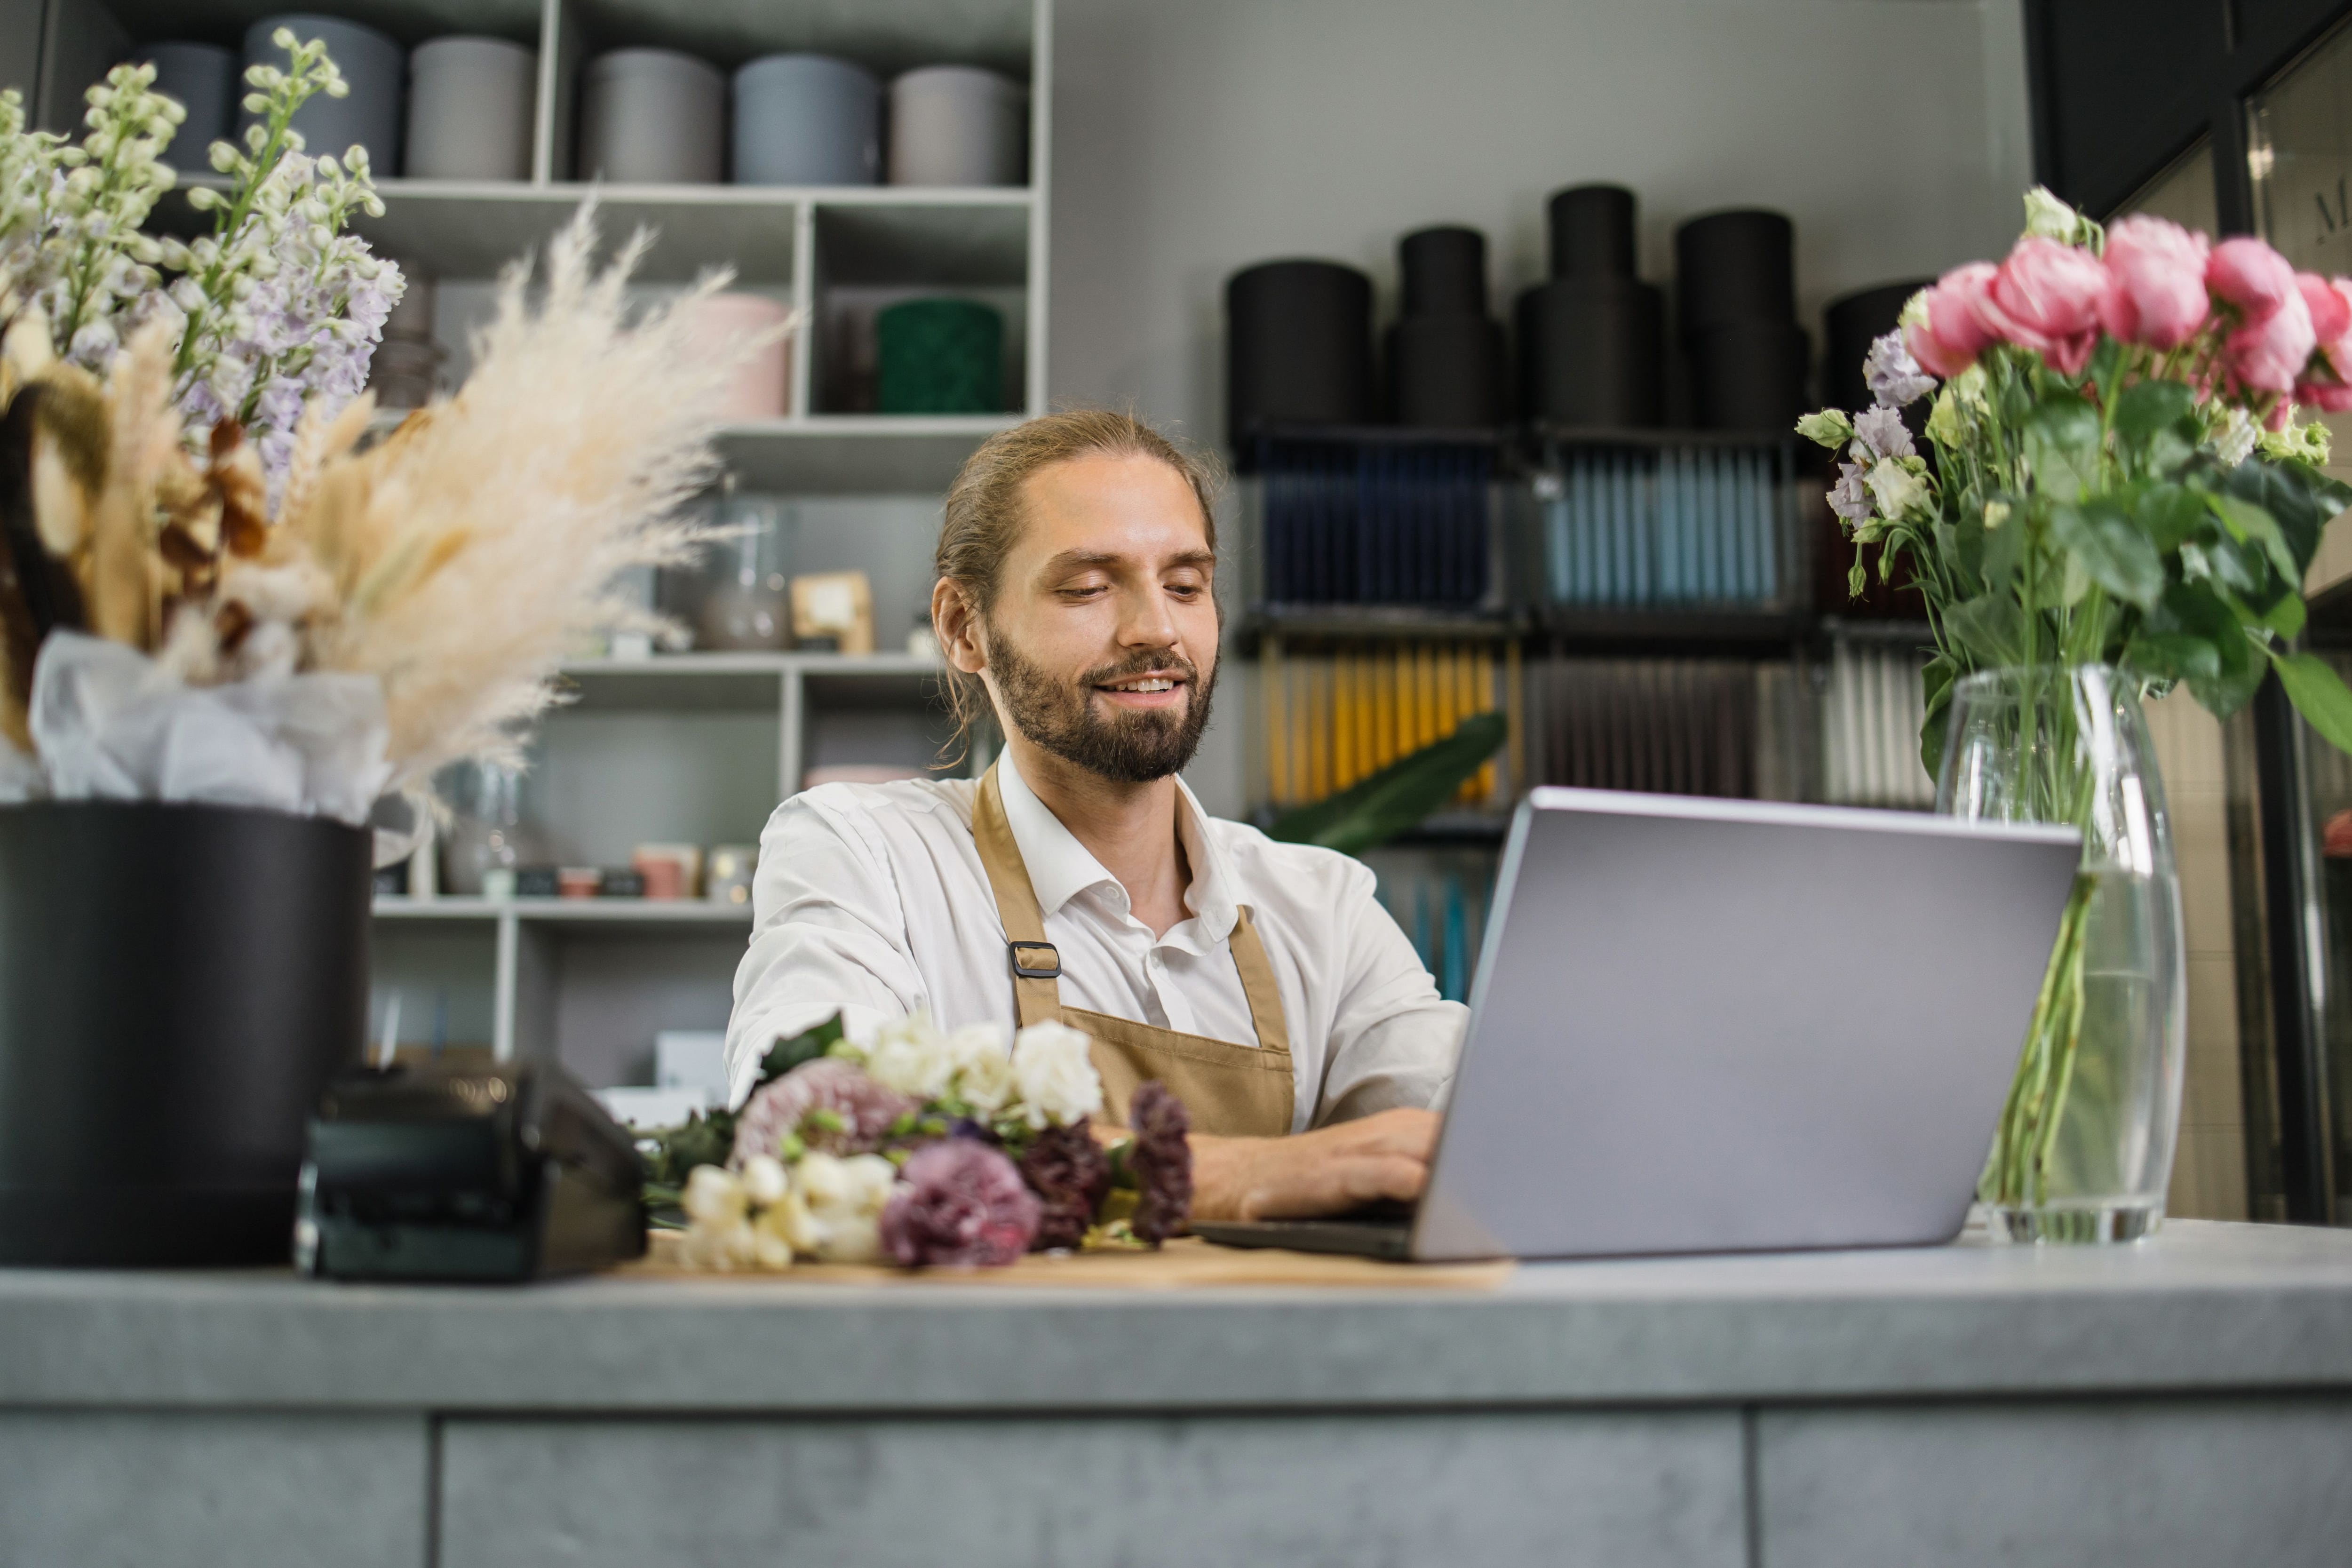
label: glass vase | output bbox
[1936,665,2186,1243]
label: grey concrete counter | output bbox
[5,1220,2352,1567]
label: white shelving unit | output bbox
[38,0,1052,1086]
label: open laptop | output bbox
[1195,788,2083,1262]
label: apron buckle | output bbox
[1008,941,1062,980]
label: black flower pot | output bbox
[0,801,372,1265]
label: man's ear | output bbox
[931,578,987,676]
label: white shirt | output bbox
[724,757,1465,1130]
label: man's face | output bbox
[973,452,1220,784]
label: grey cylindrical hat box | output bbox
[404,36,536,180]
[242,14,404,172]
[887,64,1025,186]
[578,48,724,183]
[731,53,880,185]
[135,41,237,169]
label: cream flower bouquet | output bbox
[0,36,751,828]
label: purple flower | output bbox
[1853,406,1916,462]
[1863,330,1936,408]
[1828,461,1874,524]
[731,1058,916,1165]
[878,1140,1040,1267]
[1017,1121,1111,1251]
[1127,1081,1193,1247]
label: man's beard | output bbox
[985,624,1216,784]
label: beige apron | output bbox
[971,765,1295,1138]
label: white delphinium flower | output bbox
[1009,1021,1104,1129]
[948,1022,1017,1116]
[861,1011,955,1099]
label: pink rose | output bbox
[2097,215,2211,349]
[2300,273,2351,344]
[2296,380,2352,413]
[1905,262,1998,377]
[1976,236,2107,376]
[2207,237,2300,320]
[2226,285,2317,393]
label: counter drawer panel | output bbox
[0,1410,427,1568]
[1759,1397,2352,1568]
[441,1409,1744,1568]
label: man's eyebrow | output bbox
[1039,548,1218,574]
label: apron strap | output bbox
[971,763,1290,1052]
[972,765,1065,1028]
[1227,906,1292,1057]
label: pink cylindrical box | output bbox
[679,292,792,421]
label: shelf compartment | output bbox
[568,0,1035,84]
[810,202,1031,416]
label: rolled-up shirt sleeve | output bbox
[723,793,928,1106]
[1310,859,1468,1125]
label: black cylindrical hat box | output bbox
[1824,279,1931,417]
[1388,315,1507,427]
[1689,320,1811,432]
[1399,226,1488,318]
[1676,209,1796,336]
[0,801,372,1265]
[1548,183,1637,279]
[1517,275,1664,427]
[1226,260,1377,447]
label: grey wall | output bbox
[1048,0,2034,445]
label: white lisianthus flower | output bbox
[683,1218,757,1271]
[682,1164,747,1226]
[816,1213,883,1264]
[862,1012,955,1098]
[947,1022,1017,1115]
[1010,1021,1104,1129]
[793,1151,852,1212]
[750,1224,795,1271]
[758,1189,822,1255]
[2023,185,2085,242]
[740,1154,790,1207]
[837,1154,899,1217]
[1864,458,1930,522]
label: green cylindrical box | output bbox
[876,298,1004,414]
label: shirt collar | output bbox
[995,753,1238,943]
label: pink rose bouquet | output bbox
[1798,187,2352,773]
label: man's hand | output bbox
[1188,1108,1441,1222]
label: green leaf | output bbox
[1267,710,1508,855]
[2260,590,2308,641]
[2135,483,2209,553]
[2051,499,2166,610]
[1919,656,1959,785]
[2272,651,2352,756]
[1980,502,2025,591]
[2112,379,2196,441]
[2218,457,2351,573]
[2087,336,2126,406]
[2143,582,2265,716]
[2025,394,2102,502]
[2204,492,2302,584]
[1942,591,2026,667]
[757,1012,845,1087]
[2122,631,2222,684]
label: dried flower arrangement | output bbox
[646,1013,1195,1270]
[0,34,750,820]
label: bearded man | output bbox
[724,410,1462,1220]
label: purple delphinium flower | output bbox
[1853,406,1916,462]
[1127,1081,1193,1247]
[878,1139,1041,1267]
[1017,1120,1111,1251]
[1864,330,1936,408]
[1829,462,1874,525]
[731,1058,917,1166]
